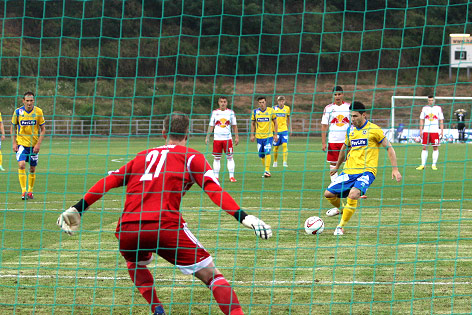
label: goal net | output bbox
[0,1,471,314]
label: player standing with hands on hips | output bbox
[57,112,272,315]
[205,96,239,182]
[11,92,46,200]
[416,95,444,171]
[324,102,402,235]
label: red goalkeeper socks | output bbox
[126,261,164,313]
[207,274,243,315]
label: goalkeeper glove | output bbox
[57,207,81,235]
[241,215,272,239]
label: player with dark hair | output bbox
[416,95,444,170]
[454,108,467,142]
[205,96,239,182]
[250,96,278,178]
[321,86,351,182]
[11,91,46,200]
[57,112,273,315]
[323,101,402,235]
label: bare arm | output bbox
[0,122,4,141]
[419,119,424,136]
[33,124,46,153]
[381,138,402,182]
[250,120,256,142]
[233,124,239,145]
[273,118,278,142]
[321,124,328,151]
[205,125,214,145]
[439,119,444,138]
[11,124,18,152]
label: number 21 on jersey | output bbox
[140,150,169,181]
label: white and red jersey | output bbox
[83,145,240,224]
[321,102,351,143]
[209,109,237,140]
[420,105,444,133]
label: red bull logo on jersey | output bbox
[351,138,367,147]
[215,118,230,128]
[20,120,37,126]
[331,114,350,127]
[425,113,438,121]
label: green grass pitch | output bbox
[0,137,471,314]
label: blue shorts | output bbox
[16,145,39,166]
[327,172,375,198]
[256,137,273,158]
[273,131,289,147]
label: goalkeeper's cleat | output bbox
[416,165,425,170]
[21,192,27,200]
[229,177,237,182]
[273,162,278,167]
[432,165,438,170]
[0,165,5,171]
[153,305,166,315]
[283,162,288,167]
[27,192,34,200]
[326,207,342,217]
[262,171,271,178]
[333,226,344,236]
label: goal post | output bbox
[390,96,472,142]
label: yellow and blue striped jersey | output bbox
[272,105,290,132]
[343,121,385,176]
[0,112,2,123]
[251,107,276,139]
[11,106,46,147]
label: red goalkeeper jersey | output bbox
[83,144,240,224]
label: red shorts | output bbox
[212,139,233,157]
[115,221,212,274]
[422,132,440,146]
[327,143,344,163]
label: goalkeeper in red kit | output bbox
[57,112,272,315]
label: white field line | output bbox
[0,273,470,286]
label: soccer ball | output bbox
[304,216,324,235]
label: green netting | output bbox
[1,1,471,314]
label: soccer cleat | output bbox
[416,165,425,170]
[262,171,271,178]
[283,162,288,167]
[0,166,5,171]
[21,192,27,200]
[326,207,342,217]
[333,226,344,236]
[432,165,438,170]
[27,192,34,200]
[360,195,367,199]
[230,177,237,182]
[153,305,166,315]
[273,162,278,167]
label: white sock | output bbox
[329,165,337,182]
[213,158,221,178]
[227,156,235,178]
[432,150,439,165]
[421,150,428,166]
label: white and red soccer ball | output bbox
[304,216,324,235]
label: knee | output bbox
[324,190,334,199]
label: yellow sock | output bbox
[282,143,288,163]
[273,146,279,163]
[339,198,358,227]
[18,169,27,193]
[0,150,3,166]
[265,154,271,172]
[28,173,36,192]
[326,196,341,208]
